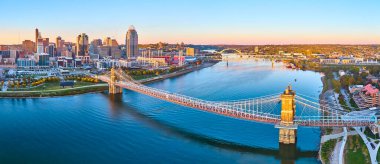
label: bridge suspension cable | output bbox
[96,68,377,127]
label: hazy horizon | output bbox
[1,0,380,45]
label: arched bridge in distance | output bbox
[95,68,378,144]
[219,49,243,54]
[218,48,283,59]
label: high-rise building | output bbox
[35,29,49,54]
[37,38,49,53]
[76,33,89,56]
[91,39,103,47]
[90,39,102,54]
[35,53,50,66]
[56,36,65,56]
[56,36,64,48]
[22,40,35,55]
[35,28,40,52]
[103,37,112,46]
[34,28,48,53]
[126,25,138,59]
[111,39,119,47]
[46,43,56,57]
[37,42,44,54]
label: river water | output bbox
[0,61,323,164]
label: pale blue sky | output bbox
[1,0,380,44]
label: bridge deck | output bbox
[97,74,377,127]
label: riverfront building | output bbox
[352,84,380,109]
[17,58,36,68]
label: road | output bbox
[1,81,8,91]
[339,127,348,164]
[321,129,357,143]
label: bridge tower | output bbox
[277,85,297,144]
[109,68,122,94]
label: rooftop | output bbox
[362,84,379,95]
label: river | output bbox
[0,60,323,164]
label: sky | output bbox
[1,0,380,45]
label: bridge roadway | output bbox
[97,73,377,127]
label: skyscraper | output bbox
[37,42,44,54]
[126,25,138,59]
[76,33,89,56]
[35,28,49,53]
[35,28,40,53]
[56,36,65,56]
[37,38,49,53]
[103,37,112,46]
[56,36,63,48]
[46,43,56,57]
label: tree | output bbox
[356,76,364,85]
[350,66,360,75]
[332,79,341,93]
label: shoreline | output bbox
[0,62,218,98]
[139,62,216,84]
[0,84,109,98]
[318,75,342,164]
[318,75,330,164]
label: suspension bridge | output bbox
[95,68,378,144]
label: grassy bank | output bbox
[8,81,99,91]
[321,139,338,164]
[0,84,108,98]
[344,135,370,164]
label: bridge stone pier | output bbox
[109,68,122,94]
[277,86,297,144]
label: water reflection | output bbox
[106,93,125,118]
[105,89,317,162]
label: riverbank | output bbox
[0,84,109,98]
[0,62,218,98]
[318,74,339,164]
[139,62,216,84]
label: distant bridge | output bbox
[218,49,285,59]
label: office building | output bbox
[35,53,50,66]
[35,28,39,52]
[76,33,89,56]
[56,36,65,56]
[126,25,139,59]
[22,40,35,55]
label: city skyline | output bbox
[1,0,380,45]
[2,1,380,163]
